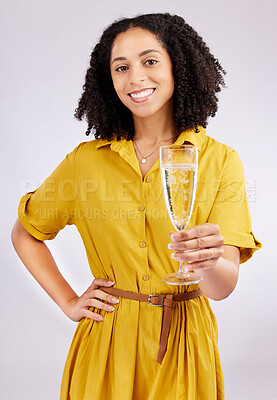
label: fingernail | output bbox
[98,315,104,321]
[171,233,181,239]
[168,243,174,249]
[107,306,115,311]
[112,297,119,303]
[171,253,181,260]
[108,281,115,285]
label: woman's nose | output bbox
[129,65,146,85]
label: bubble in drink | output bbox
[161,163,197,231]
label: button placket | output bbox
[138,176,150,290]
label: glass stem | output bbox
[179,261,189,276]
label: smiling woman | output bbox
[12,12,261,400]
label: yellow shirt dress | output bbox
[18,128,262,400]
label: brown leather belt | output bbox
[99,286,203,364]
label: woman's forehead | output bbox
[111,28,164,58]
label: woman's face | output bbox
[110,27,175,120]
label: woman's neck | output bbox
[132,109,177,145]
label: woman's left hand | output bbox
[168,223,225,272]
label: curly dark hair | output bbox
[75,13,226,140]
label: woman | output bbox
[12,13,262,400]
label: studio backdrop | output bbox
[1,0,275,399]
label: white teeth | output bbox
[129,89,154,99]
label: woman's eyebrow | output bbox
[111,49,161,64]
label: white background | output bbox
[1,0,276,399]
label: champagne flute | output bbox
[160,145,203,285]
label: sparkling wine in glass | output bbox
[160,145,203,285]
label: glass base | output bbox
[162,271,203,285]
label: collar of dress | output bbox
[95,126,206,153]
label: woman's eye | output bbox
[145,59,158,66]
[115,66,128,72]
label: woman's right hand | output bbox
[63,278,119,322]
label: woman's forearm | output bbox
[198,256,239,301]
[11,218,78,314]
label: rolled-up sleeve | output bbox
[208,150,262,264]
[18,150,77,241]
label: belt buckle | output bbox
[148,295,165,307]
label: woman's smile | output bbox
[128,88,156,102]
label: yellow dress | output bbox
[18,128,262,400]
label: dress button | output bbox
[139,241,146,248]
[143,274,150,281]
[145,176,152,183]
[138,205,145,212]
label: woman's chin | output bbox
[130,106,159,120]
